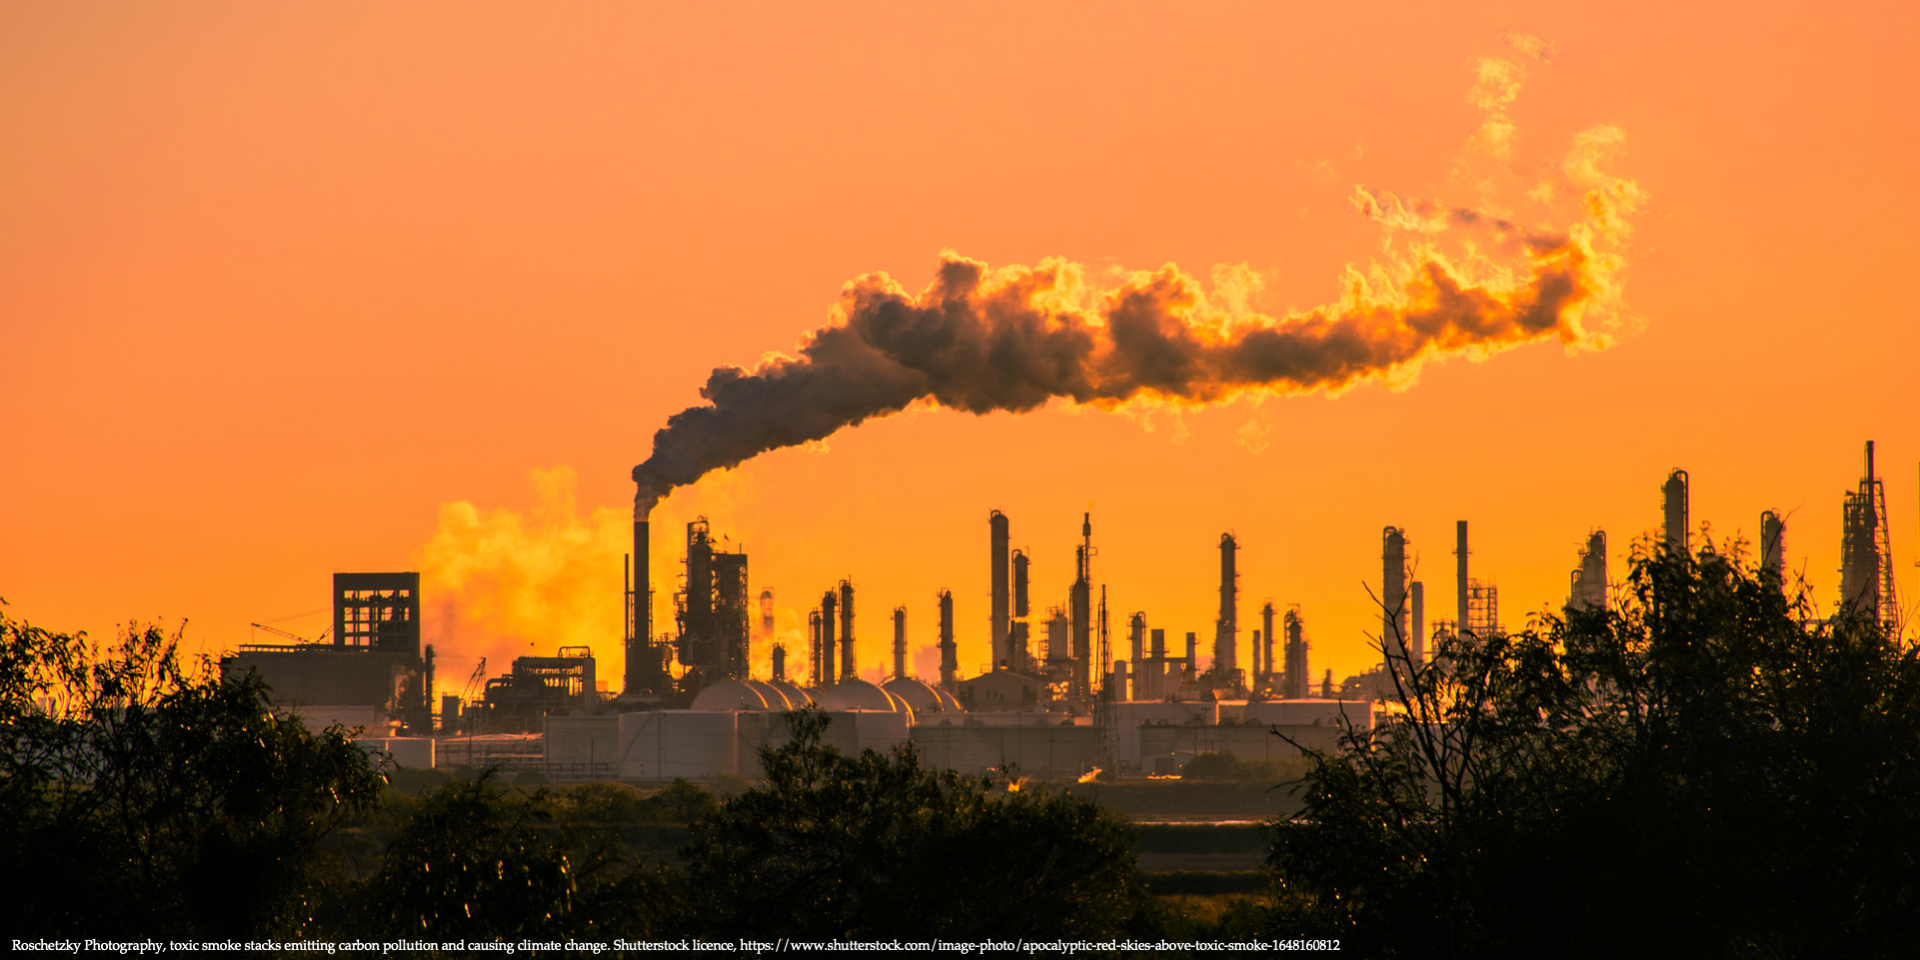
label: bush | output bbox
[682,709,1155,938]
[354,773,683,940]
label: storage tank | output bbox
[745,679,793,710]
[882,676,947,713]
[618,711,740,780]
[691,679,771,711]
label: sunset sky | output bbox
[4,2,1917,700]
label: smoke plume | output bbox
[634,130,1642,514]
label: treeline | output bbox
[5,542,1919,956]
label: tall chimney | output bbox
[937,589,956,688]
[771,644,786,683]
[1663,469,1690,559]
[892,605,907,680]
[1214,533,1238,679]
[820,589,837,685]
[1284,606,1307,699]
[808,610,822,685]
[838,580,856,681]
[1070,513,1092,696]
[1456,521,1469,639]
[1261,602,1276,684]
[990,510,1010,669]
[626,507,654,696]
[1128,612,1146,666]
[1382,527,1409,677]
[1760,510,1786,586]
[1410,582,1424,668]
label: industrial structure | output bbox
[1569,530,1608,612]
[1840,441,1900,633]
[234,442,1908,782]
[222,572,433,734]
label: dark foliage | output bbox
[681,709,1154,939]
[1261,545,1920,959]
[353,773,684,940]
[0,606,385,938]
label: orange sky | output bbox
[4,2,1917,701]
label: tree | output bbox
[1263,544,1920,958]
[682,709,1152,939]
[0,606,385,938]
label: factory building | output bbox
[222,572,432,734]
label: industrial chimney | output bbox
[937,589,957,689]
[808,610,822,685]
[1283,606,1308,699]
[1261,602,1276,687]
[1409,582,1424,667]
[1382,527,1409,679]
[990,510,1010,669]
[1456,521,1470,640]
[1760,510,1786,587]
[1071,513,1093,697]
[1569,531,1608,612]
[625,502,655,696]
[819,589,837,685]
[892,605,907,680]
[1663,469,1690,559]
[838,580,856,682]
[1214,533,1239,680]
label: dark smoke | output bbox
[632,229,1607,513]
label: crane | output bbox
[249,623,331,645]
[461,657,487,701]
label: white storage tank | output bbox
[1239,699,1373,730]
[618,710,739,780]
[1112,700,1221,769]
[356,737,435,770]
[544,715,620,780]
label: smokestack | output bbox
[1456,521,1469,640]
[990,511,1009,669]
[1570,530,1609,611]
[772,644,786,683]
[1760,511,1786,587]
[1663,469,1690,558]
[1128,612,1146,666]
[1011,550,1029,618]
[838,580,856,681]
[892,605,907,680]
[626,506,655,696]
[1151,628,1166,659]
[820,589,837,685]
[1261,602,1276,684]
[1070,512,1093,697]
[1184,632,1197,673]
[937,589,956,689]
[808,610,822,685]
[1410,582,1424,667]
[1214,533,1238,679]
[1284,606,1307,699]
[1382,527,1409,677]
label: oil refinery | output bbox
[222,441,1907,784]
